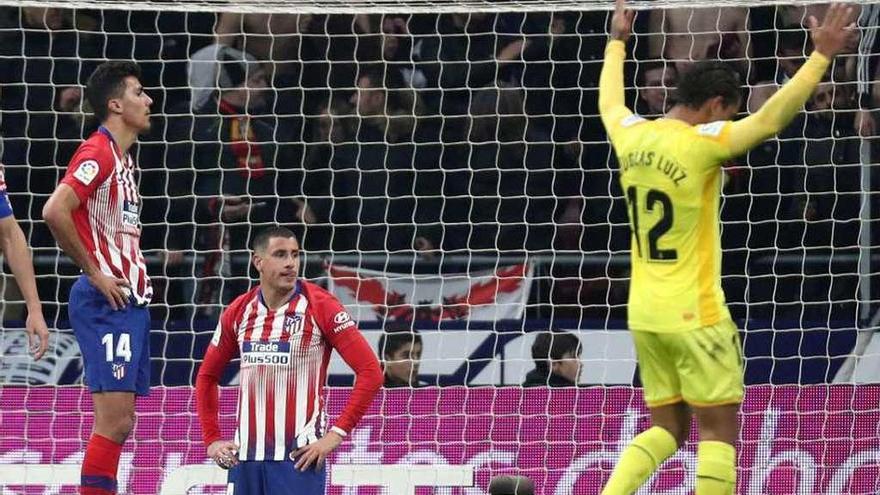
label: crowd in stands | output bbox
[0,5,876,322]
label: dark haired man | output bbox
[377,323,424,387]
[522,331,582,387]
[598,1,855,493]
[176,45,315,312]
[196,226,382,494]
[43,61,153,495]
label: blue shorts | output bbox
[69,275,151,396]
[227,461,326,494]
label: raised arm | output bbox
[726,3,855,157]
[599,0,636,139]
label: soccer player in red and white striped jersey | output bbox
[196,226,382,494]
[43,61,153,495]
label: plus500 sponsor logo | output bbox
[241,341,290,366]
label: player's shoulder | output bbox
[301,280,353,327]
[691,120,731,142]
[222,287,260,319]
[69,132,116,176]
[74,132,115,160]
[301,280,341,306]
[616,114,649,131]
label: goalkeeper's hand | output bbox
[810,3,856,59]
[292,430,344,471]
[610,0,634,43]
[208,440,240,470]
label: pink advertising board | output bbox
[1,385,878,494]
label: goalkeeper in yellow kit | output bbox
[598,1,855,493]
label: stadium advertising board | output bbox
[0,386,877,494]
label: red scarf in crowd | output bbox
[218,99,265,179]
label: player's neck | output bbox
[664,105,708,127]
[259,286,297,311]
[100,120,137,155]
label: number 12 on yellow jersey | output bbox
[625,185,678,262]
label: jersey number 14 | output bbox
[102,333,132,362]
[626,186,678,261]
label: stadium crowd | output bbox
[0,5,876,322]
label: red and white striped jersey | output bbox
[60,127,152,304]
[197,281,381,462]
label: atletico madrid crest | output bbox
[283,314,303,335]
[112,363,126,380]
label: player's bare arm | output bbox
[42,184,130,310]
[0,214,49,359]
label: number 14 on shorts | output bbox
[102,333,132,362]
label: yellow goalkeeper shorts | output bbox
[631,319,744,408]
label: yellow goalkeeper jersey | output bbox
[599,40,830,333]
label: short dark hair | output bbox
[674,61,742,110]
[252,226,298,253]
[531,331,581,374]
[488,476,535,495]
[638,60,675,85]
[378,321,422,360]
[777,26,812,55]
[85,61,142,123]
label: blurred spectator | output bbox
[414,12,527,115]
[215,12,311,78]
[515,11,607,142]
[169,44,310,314]
[488,475,535,495]
[780,72,862,250]
[636,60,677,116]
[648,7,750,74]
[378,323,424,388]
[352,14,427,90]
[0,7,100,247]
[440,85,579,253]
[312,66,429,253]
[214,12,314,117]
[523,331,582,387]
[856,4,880,136]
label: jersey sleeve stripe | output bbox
[697,170,723,326]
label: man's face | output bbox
[809,82,845,120]
[384,341,422,385]
[23,8,64,30]
[778,48,807,79]
[350,76,385,116]
[253,236,301,293]
[551,350,582,384]
[117,76,153,133]
[243,68,269,112]
[641,66,676,114]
